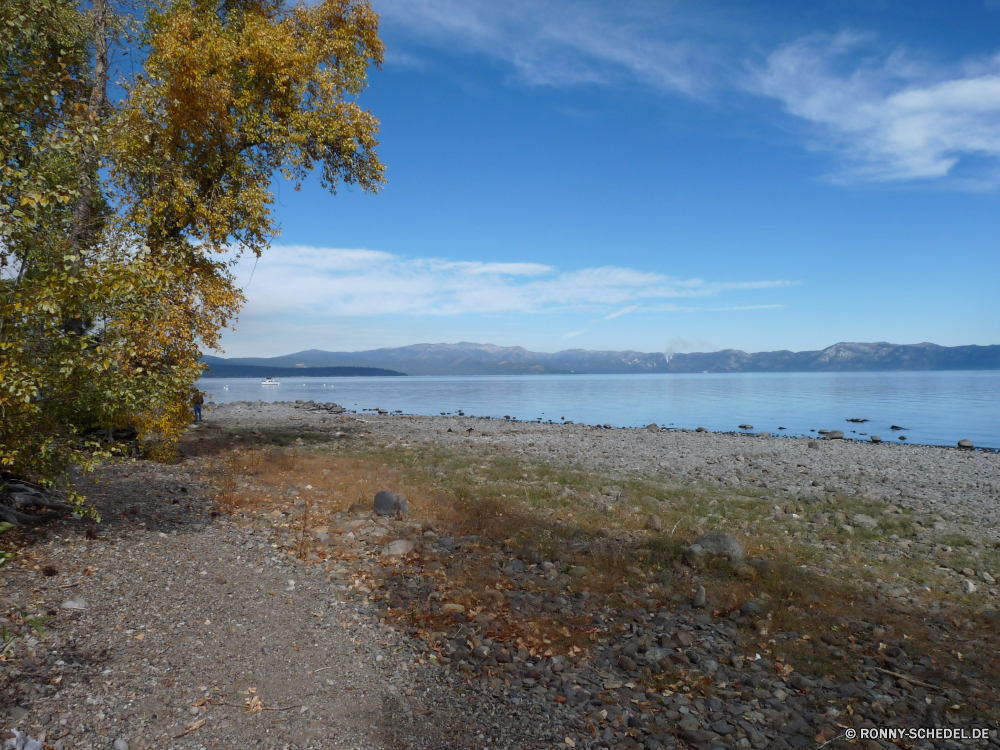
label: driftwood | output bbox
[0,480,73,526]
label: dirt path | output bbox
[3,416,1000,750]
[0,462,536,750]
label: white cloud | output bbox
[604,305,638,320]
[375,0,716,95]
[751,34,1000,184]
[379,2,1000,187]
[562,329,588,338]
[234,245,793,318]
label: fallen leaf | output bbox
[186,719,206,732]
[134,633,145,641]
[565,737,576,748]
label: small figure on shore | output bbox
[192,389,204,423]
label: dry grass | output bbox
[182,432,1000,706]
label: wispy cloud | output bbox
[749,33,1000,185]
[379,1,1000,187]
[604,305,638,320]
[376,0,720,95]
[233,245,793,318]
[562,329,588,339]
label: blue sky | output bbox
[220,0,1000,358]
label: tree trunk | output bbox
[68,0,109,257]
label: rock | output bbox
[618,656,637,671]
[684,532,745,567]
[682,543,706,566]
[373,491,408,517]
[568,565,588,579]
[738,424,753,430]
[646,514,663,532]
[693,585,707,608]
[504,560,526,574]
[441,603,465,614]
[381,539,415,556]
[979,571,996,585]
[890,425,906,430]
[963,579,977,595]
[2,730,42,750]
[757,431,770,438]
[808,441,819,449]
[646,423,659,431]
[852,514,878,529]
[826,430,844,440]
[61,597,87,610]
[695,427,707,432]
[958,439,973,450]
[6,706,29,722]
[740,601,762,615]
[870,435,882,444]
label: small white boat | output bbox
[261,377,280,385]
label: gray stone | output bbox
[958,439,974,450]
[870,435,882,443]
[825,430,844,440]
[373,491,408,517]
[808,441,819,448]
[852,514,878,529]
[644,647,671,663]
[381,539,415,556]
[757,431,770,438]
[693,585,707,608]
[740,601,762,615]
[738,424,753,430]
[61,597,87,610]
[618,656,637,671]
[684,532,745,566]
[7,706,29,722]
[646,514,663,532]
[646,423,659,431]
[504,560,526,574]
[679,717,700,732]
[568,565,588,579]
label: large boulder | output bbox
[825,430,844,440]
[683,533,745,567]
[958,439,973,450]
[373,491,408,517]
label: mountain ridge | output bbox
[201,341,1000,376]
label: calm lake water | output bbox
[197,371,1000,449]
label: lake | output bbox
[197,370,1000,449]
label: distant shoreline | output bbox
[200,364,406,378]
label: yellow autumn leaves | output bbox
[0,0,384,492]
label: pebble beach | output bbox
[2,399,999,750]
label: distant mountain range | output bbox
[200,361,404,378]
[201,341,1000,377]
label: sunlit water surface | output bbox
[198,371,1000,449]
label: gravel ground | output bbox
[3,402,1000,750]
[210,400,1000,543]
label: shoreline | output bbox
[2,400,999,747]
[201,396,1000,453]
[205,400,1000,544]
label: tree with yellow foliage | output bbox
[0,0,384,520]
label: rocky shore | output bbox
[1,401,999,750]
